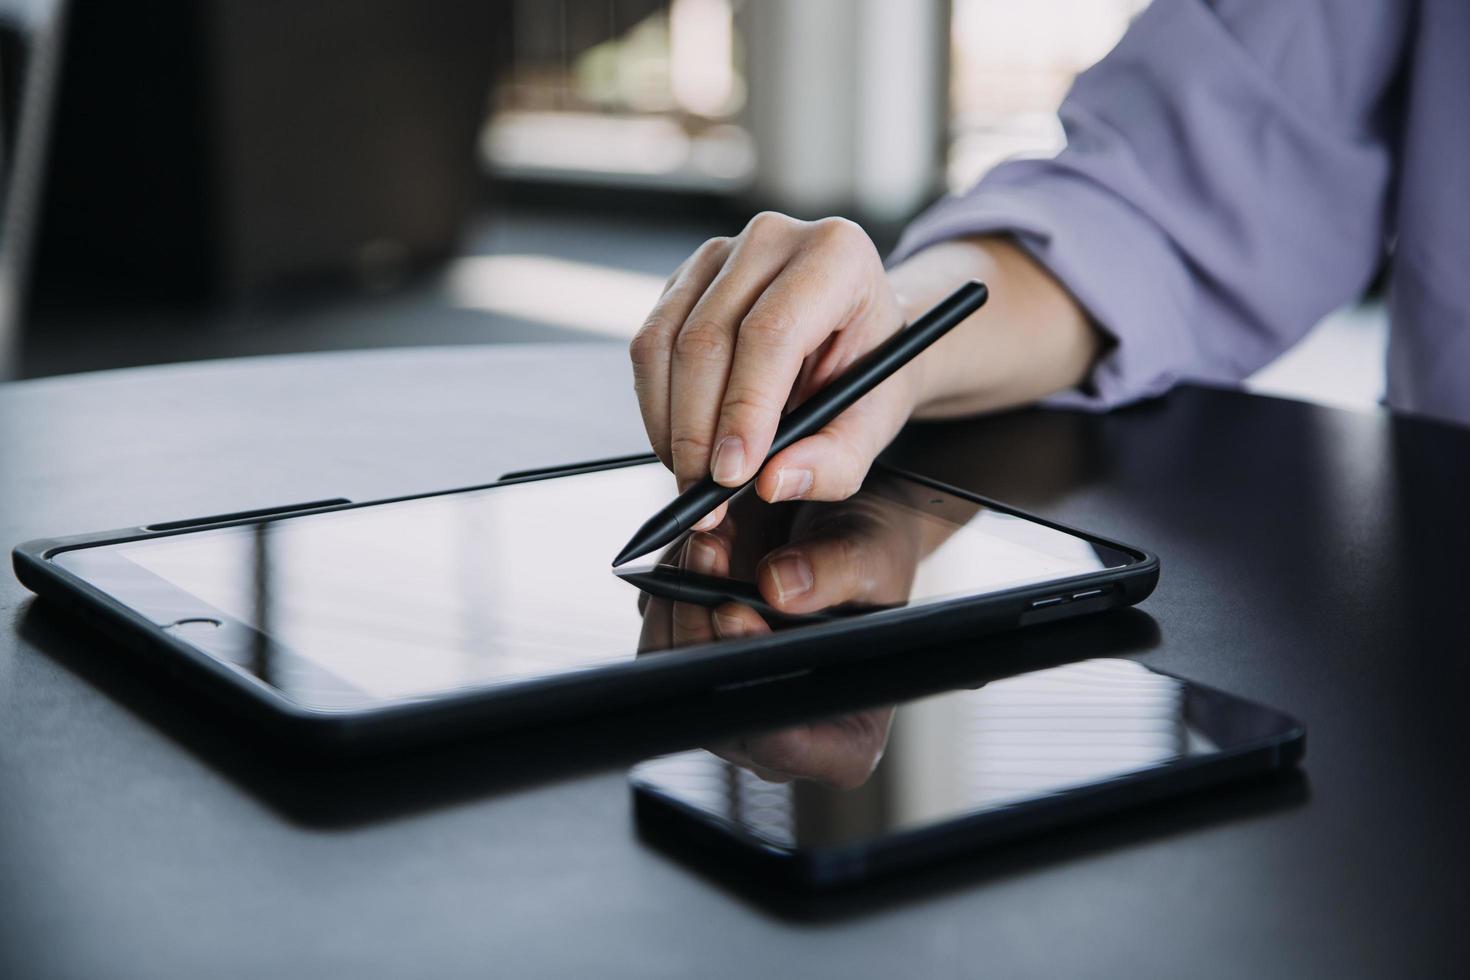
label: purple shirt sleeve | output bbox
[891,0,1411,410]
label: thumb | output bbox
[754,380,911,503]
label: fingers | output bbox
[735,728,862,789]
[630,211,909,521]
[758,531,878,615]
[709,600,770,641]
[732,707,896,790]
[629,237,730,469]
[756,493,919,615]
[637,537,761,655]
[670,535,744,647]
[681,481,728,534]
[682,531,730,578]
[706,742,794,785]
[667,217,798,489]
[753,373,913,504]
[669,597,719,650]
[637,596,724,655]
[708,220,882,487]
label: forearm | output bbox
[888,236,1102,420]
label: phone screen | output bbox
[632,659,1298,853]
[51,462,1138,709]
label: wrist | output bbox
[888,235,1099,418]
[887,237,998,414]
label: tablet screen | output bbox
[52,462,1138,709]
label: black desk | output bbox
[2,347,1465,977]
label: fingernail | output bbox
[769,554,813,603]
[770,468,814,502]
[710,436,745,485]
[693,510,720,531]
[687,536,718,574]
[713,612,744,638]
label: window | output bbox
[485,1,1151,214]
[948,0,1149,191]
[485,0,753,191]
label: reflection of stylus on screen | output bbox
[615,566,897,627]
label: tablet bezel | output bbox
[13,455,1160,751]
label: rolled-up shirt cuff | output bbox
[888,160,1202,412]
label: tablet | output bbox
[13,457,1158,749]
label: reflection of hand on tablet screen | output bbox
[632,475,955,652]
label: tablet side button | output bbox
[1071,588,1105,601]
[1030,596,1067,609]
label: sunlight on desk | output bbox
[445,253,665,339]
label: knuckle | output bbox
[661,236,729,291]
[671,607,713,639]
[812,216,871,255]
[740,309,796,350]
[696,235,731,259]
[669,435,712,469]
[834,535,868,574]
[824,451,868,499]
[743,210,794,242]
[750,731,804,772]
[721,387,783,424]
[628,325,667,367]
[661,263,686,293]
[673,320,730,363]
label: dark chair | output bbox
[30,1,505,311]
[0,0,64,380]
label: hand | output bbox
[711,706,896,791]
[632,476,933,655]
[633,518,753,657]
[629,212,918,532]
[629,492,918,790]
[689,481,928,630]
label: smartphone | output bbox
[631,658,1304,889]
[14,457,1157,750]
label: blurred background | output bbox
[0,0,1383,411]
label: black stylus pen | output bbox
[612,279,989,567]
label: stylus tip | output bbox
[611,541,644,567]
[613,513,683,567]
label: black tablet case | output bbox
[13,455,1159,753]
